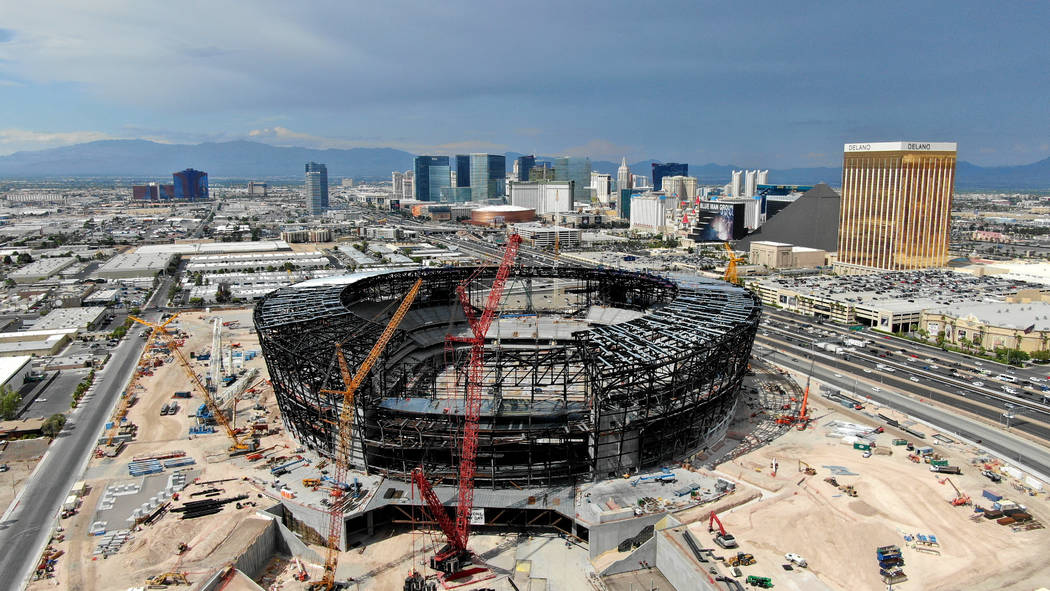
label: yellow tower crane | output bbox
[723,242,745,285]
[130,314,257,453]
[311,277,423,591]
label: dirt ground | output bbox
[28,306,294,591]
[0,438,49,516]
[706,401,1050,591]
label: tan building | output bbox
[749,241,827,269]
[836,141,956,274]
[922,302,1050,354]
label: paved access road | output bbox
[0,314,157,588]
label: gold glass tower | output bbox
[836,141,956,273]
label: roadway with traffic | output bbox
[0,289,165,586]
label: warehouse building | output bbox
[185,251,329,273]
[30,306,108,331]
[9,257,76,284]
[0,328,77,357]
[95,251,177,279]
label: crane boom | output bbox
[313,277,423,590]
[453,234,521,549]
[130,314,253,451]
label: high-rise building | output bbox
[530,162,555,181]
[554,156,591,202]
[392,171,404,196]
[745,170,757,198]
[414,156,450,202]
[464,154,506,201]
[757,170,769,186]
[617,157,632,191]
[304,162,329,214]
[632,174,650,189]
[515,155,536,182]
[172,168,209,200]
[729,170,742,198]
[630,193,668,232]
[508,180,573,214]
[590,172,613,205]
[449,170,458,188]
[651,162,687,192]
[660,176,698,207]
[454,155,471,188]
[402,171,414,201]
[837,141,957,273]
[132,184,159,201]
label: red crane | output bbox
[412,234,522,579]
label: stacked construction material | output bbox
[128,459,163,476]
[172,494,249,520]
[164,457,196,468]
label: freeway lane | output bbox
[755,343,1050,479]
[755,333,1050,442]
[0,316,157,587]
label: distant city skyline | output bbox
[0,2,1047,167]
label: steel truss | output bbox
[254,267,760,487]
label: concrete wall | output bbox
[589,512,667,559]
[655,530,720,591]
[600,535,658,576]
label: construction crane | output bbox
[413,234,522,579]
[130,314,256,453]
[312,277,423,591]
[723,242,745,285]
[708,511,738,549]
[938,477,972,506]
[101,316,173,446]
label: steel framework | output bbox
[254,267,760,489]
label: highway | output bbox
[0,304,162,586]
[759,342,1050,479]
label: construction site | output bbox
[22,237,1050,591]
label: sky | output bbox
[0,1,1048,167]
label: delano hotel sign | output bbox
[844,141,957,153]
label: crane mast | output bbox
[312,277,423,590]
[413,234,522,578]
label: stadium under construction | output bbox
[253,265,760,544]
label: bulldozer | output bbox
[176,542,189,555]
[145,572,189,586]
[838,484,858,497]
[725,552,756,567]
[302,478,321,488]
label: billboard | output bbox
[691,201,746,241]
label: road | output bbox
[0,314,158,587]
[756,342,1050,480]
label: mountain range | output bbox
[0,139,1047,190]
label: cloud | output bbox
[0,128,116,154]
[248,126,508,155]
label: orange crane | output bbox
[101,316,174,446]
[412,234,522,581]
[130,314,256,453]
[938,477,972,506]
[311,277,423,591]
[723,242,744,285]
